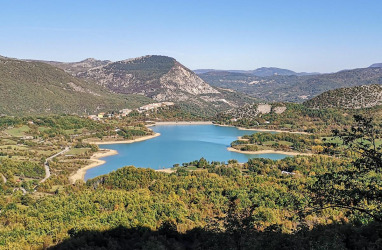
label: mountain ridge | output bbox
[0,57,152,115]
[303,84,382,109]
[63,55,254,114]
[194,67,319,76]
[4,54,255,116]
[199,67,382,102]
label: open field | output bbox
[4,125,30,137]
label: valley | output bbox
[2,1,382,248]
[0,54,381,249]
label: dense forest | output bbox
[0,115,153,194]
[231,132,324,153]
[0,111,381,249]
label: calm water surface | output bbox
[85,125,292,180]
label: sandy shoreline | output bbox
[70,122,310,183]
[69,133,161,183]
[87,133,161,145]
[227,147,313,156]
[238,127,310,134]
[147,121,213,127]
[69,149,118,184]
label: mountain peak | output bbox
[81,58,98,62]
[120,55,175,64]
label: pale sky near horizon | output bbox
[0,0,381,73]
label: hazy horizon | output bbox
[1,0,381,73]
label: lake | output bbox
[84,124,292,180]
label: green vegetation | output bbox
[0,114,381,249]
[103,55,176,81]
[0,115,153,193]
[1,149,381,248]
[231,132,324,154]
[311,115,382,222]
[304,84,382,109]
[4,125,30,137]
[0,57,153,115]
[216,103,382,134]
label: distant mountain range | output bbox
[2,53,381,116]
[198,67,382,102]
[370,63,382,68]
[194,67,319,77]
[304,84,382,109]
[0,55,254,116]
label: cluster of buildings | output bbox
[87,102,174,121]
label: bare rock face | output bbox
[155,62,219,101]
[73,55,235,109]
[222,103,287,121]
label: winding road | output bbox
[40,147,70,183]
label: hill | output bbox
[304,84,382,109]
[199,67,382,102]
[69,55,254,115]
[194,67,318,77]
[215,102,382,134]
[0,57,152,115]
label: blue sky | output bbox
[0,0,381,72]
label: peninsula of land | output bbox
[69,149,118,184]
[227,147,313,156]
[70,133,161,183]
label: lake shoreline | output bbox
[216,124,309,134]
[70,133,161,183]
[147,121,213,127]
[87,132,161,145]
[74,123,304,182]
[227,147,313,156]
[69,149,118,184]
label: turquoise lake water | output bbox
[84,125,292,180]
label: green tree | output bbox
[311,115,382,221]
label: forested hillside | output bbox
[0,57,152,115]
[0,111,381,249]
[1,151,381,249]
[304,84,382,109]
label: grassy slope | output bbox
[0,58,153,115]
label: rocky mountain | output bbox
[304,84,382,109]
[0,57,152,115]
[199,67,382,102]
[69,55,253,114]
